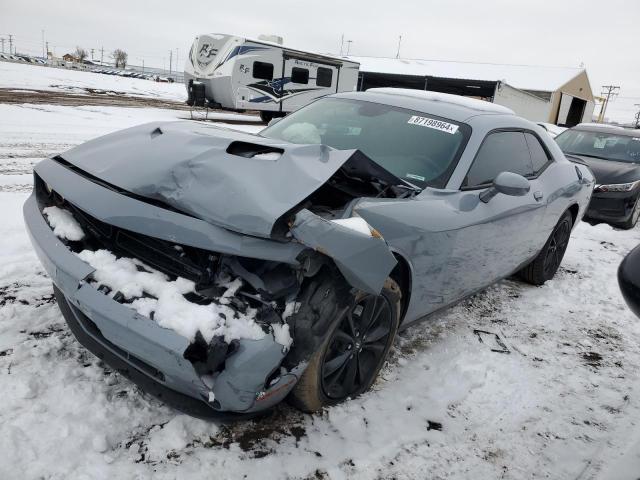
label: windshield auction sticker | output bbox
[407,116,459,134]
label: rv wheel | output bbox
[260,111,274,124]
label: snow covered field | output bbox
[1,67,640,480]
[0,61,187,101]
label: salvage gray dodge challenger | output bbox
[24,88,594,417]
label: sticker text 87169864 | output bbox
[407,116,459,135]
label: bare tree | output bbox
[74,46,88,62]
[112,49,128,69]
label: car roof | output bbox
[571,124,640,137]
[333,88,515,123]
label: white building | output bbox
[348,56,595,127]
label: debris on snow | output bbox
[473,329,510,354]
[42,206,84,241]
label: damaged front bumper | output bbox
[23,186,303,417]
[24,155,399,416]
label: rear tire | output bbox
[289,277,401,413]
[519,210,573,285]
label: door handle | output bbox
[534,191,544,201]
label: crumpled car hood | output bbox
[60,121,357,238]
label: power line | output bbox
[598,85,620,123]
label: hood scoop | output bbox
[60,121,357,238]
[226,141,283,160]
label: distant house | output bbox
[62,54,78,63]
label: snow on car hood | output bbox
[59,121,357,238]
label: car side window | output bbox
[524,132,552,174]
[463,131,534,188]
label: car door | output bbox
[522,131,560,249]
[435,130,548,304]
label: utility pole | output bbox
[100,46,104,65]
[634,104,640,129]
[0,38,5,54]
[8,34,13,55]
[169,50,173,74]
[346,40,353,56]
[598,85,620,123]
[90,48,95,60]
[45,41,49,59]
[395,35,402,59]
[41,30,45,58]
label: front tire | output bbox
[289,278,401,412]
[519,210,573,285]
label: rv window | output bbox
[291,67,309,84]
[316,67,333,87]
[253,61,274,80]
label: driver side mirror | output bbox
[268,117,282,127]
[479,171,531,203]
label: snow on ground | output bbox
[0,61,187,101]
[2,185,640,479]
[1,74,640,479]
[0,102,263,192]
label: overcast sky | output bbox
[2,0,638,123]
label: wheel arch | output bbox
[567,203,580,228]
[389,250,412,323]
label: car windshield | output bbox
[260,97,470,188]
[555,129,640,164]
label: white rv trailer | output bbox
[184,34,360,122]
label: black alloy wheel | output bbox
[542,217,571,278]
[518,210,574,285]
[320,294,394,400]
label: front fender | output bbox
[290,209,397,294]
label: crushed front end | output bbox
[24,159,309,417]
[24,122,404,416]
